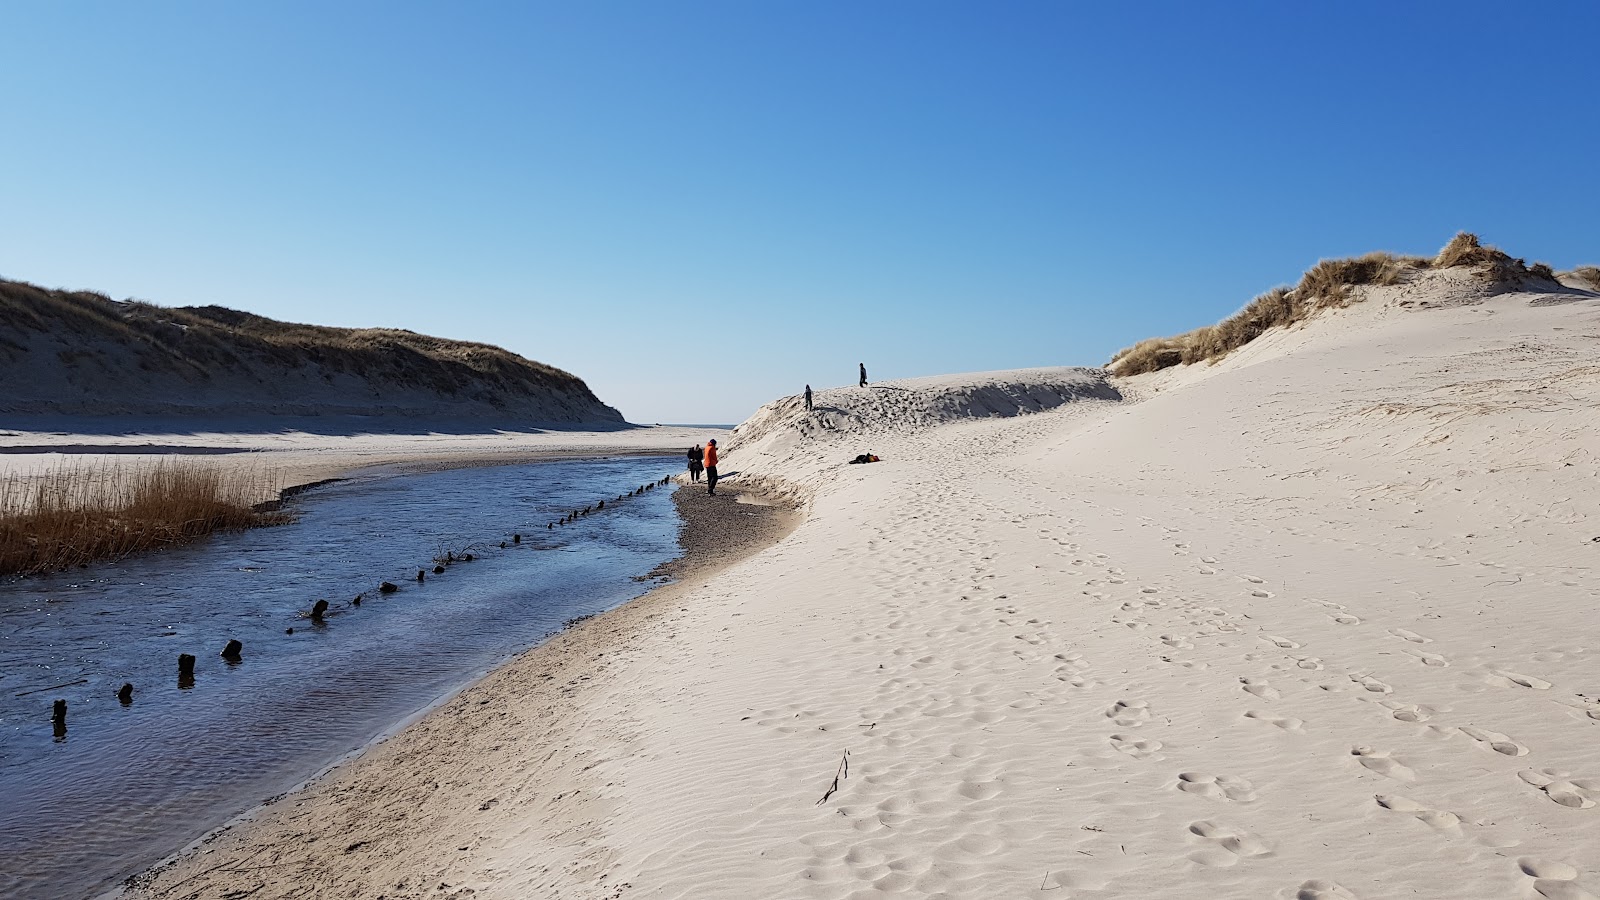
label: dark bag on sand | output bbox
[848,454,880,465]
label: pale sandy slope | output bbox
[125,272,1600,900]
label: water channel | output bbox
[0,455,683,899]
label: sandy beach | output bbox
[108,271,1600,898]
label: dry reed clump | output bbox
[0,462,287,576]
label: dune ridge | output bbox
[0,279,623,423]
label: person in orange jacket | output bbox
[703,439,720,496]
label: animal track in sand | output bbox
[1186,820,1274,867]
[1261,635,1301,649]
[1459,726,1529,756]
[1244,711,1305,733]
[1519,769,1599,809]
[1489,669,1552,690]
[1349,674,1393,694]
[1241,677,1280,700]
[1388,628,1431,644]
[1374,794,1461,833]
[1106,699,1152,726]
[1288,880,1359,900]
[1518,859,1600,900]
[1352,747,1414,781]
[1176,772,1257,802]
[1109,733,1162,759]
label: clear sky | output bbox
[3,2,1597,425]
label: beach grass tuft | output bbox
[1108,233,1572,376]
[0,461,287,576]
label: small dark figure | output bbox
[804,384,813,411]
[688,444,704,482]
[859,363,867,387]
[704,439,720,496]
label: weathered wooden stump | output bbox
[417,569,426,582]
[513,534,522,544]
[352,594,362,606]
[117,683,134,705]
[379,582,399,594]
[433,564,445,574]
[178,653,196,681]
[311,599,330,619]
[221,639,243,661]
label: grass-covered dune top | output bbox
[0,279,626,423]
[1109,233,1598,377]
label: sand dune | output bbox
[125,270,1600,899]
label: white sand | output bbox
[124,270,1600,899]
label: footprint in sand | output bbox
[1459,726,1529,757]
[1518,859,1600,900]
[1352,747,1414,781]
[1160,634,1194,650]
[1349,674,1393,694]
[1378,700,1435,724]
[1251,590,1275,599]
[1241,677,1280,700]
[1489,669,1552,690]
[1287,880,1359,900]
[1176,772,1257,802]
[1261,635,1301,650]
[1186,820,1274,867]
[1292,655,1324,671]
[1243,575,1266,584]
[1201,556,1219,564]
[1198,566,1217,575]
[1519,769,1600,809]
[1374,794,1461,833]
[1388,628,1431,644]
[1244,710,1305,733]
[1109,733,1163,759]
[1328,613,1360,626]
[1404,649,1449,667]
[1106,699,1152,726]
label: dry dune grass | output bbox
[1562,265,1600,290]
[1109,233,1569,376]
[0,462,286,576]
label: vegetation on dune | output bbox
[0,462,287,576]
[1108,233,1576,377]
[0,279,618,417]
[1561,265,1600,290]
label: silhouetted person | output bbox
[686,444,704,482]
[804,384,813,411]
[859,363,868,387]
[704,439,720,496]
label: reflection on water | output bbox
[0,456,682,900]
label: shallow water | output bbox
[0,456,683,899]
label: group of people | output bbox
[685,439,719,495]
[687,364,871,496]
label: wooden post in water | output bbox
[178,653,196,687]
[117,683,134,705]
[312,599,330,619]
[221,639,242,662]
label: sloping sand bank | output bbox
[126,277,1600,899]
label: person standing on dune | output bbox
[704,439,720,496]
[804,384,813,411]
[859,363,868,387]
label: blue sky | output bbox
[3,2,1597,425]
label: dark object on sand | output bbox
[221,639,243,661]
[311,599,330,619]
[848,454,881,465]
[380,582,399,594]
[117,683,134,705]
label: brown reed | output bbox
[0,461,288,576]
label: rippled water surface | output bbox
[0,456,682,899]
